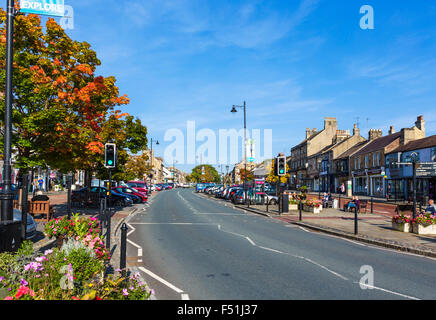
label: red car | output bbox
[114,186,148,203]
[127,181,148,194]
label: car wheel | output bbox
[270,199,277,205]
[115,199,124,207]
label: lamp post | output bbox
[149,138,159,192]
[225,165,229,187]
[410,152,419,219]
[1,0,16,223]
[231,101,247,204]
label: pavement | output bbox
[217,196,436,258]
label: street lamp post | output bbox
[1,0,16,223]
[149,138,159,193]
[410,152,419,219]
[231,101,247,204]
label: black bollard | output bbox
[120,223,128,277]
[106,204,111,250]
[354,206,358,235]
[371,196,374,214]
[299,200,302,221]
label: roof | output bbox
[352,132,402,156]
[388,135,436,154]
[292,130,323,150]
[336,141,369,159]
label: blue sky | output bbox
[21,0,436,172]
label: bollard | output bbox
[99,198,104,236]
[371,196,374,214]
[299,200,302,221]
[338,194,341,209]
[106,205,111,250]
[120,223,128,277]
[354,206,358,235]
[266,197,269,212]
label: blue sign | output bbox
[247,157,255,163]
[20,0,65,17]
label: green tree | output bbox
[189,165,220,183]
[0,9,130,175]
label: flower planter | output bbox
[392,222,412,233]
[412,224,436,235]
[303,205,322,214]
[289,204,299,211]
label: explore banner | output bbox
[20,0,65,17]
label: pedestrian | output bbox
[31,189,49,202]
[425,199,436,215]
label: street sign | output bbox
[20,0,65,17]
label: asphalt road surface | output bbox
[126,188,436,300]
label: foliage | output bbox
[189,165,221,183]
[412,213,436,227]
[239,168,254,182]
[93,111,148,182]
[266,159,290,184]
[44,216,72,239]
[0,247,152,300]
[304,199,322,208]
[392,213,413,225]
[125,152,151,181]
[0,8,131,173]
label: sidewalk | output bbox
[236,202,436,257]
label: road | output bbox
[126,188,436,300]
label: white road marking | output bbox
[138,266,184,294]
[355,282,420,300]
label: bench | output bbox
[396,204,414,214]
[360,200,368,213]
[29,201,54,222]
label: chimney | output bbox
[324,117,338,129]
[368,129,383,141]
[389,126,396,135]
[306,128,311,139]
[415,115,425,134]
[353,124,360,136]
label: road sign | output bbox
[20,0,65,17]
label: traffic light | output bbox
[105,143,116,168]
[276,156,287,177]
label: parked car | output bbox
[127,181,148,194]
[13,209,37,240]
[72,187,133,207]
[112,188,142,204]
[114,186,148,203]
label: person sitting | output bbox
[31,190,49,202]
[344,196,358,212]
[425,199,436,215]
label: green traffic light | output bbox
[108,160,113,165]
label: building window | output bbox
[365,155,369,168]
[358,158,361,169]
[372,154,376,167]
[377,152,381,166]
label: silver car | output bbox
[13,209,37,240]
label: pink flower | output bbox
[4,296,13,300]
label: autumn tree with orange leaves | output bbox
[0,6,145,176]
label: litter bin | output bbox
[281,194,289,213]
[0,220,22,253]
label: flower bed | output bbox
[0,214,153,300]
[411,213,436,235]
[392,213,413,233]
[303,200,323,213]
